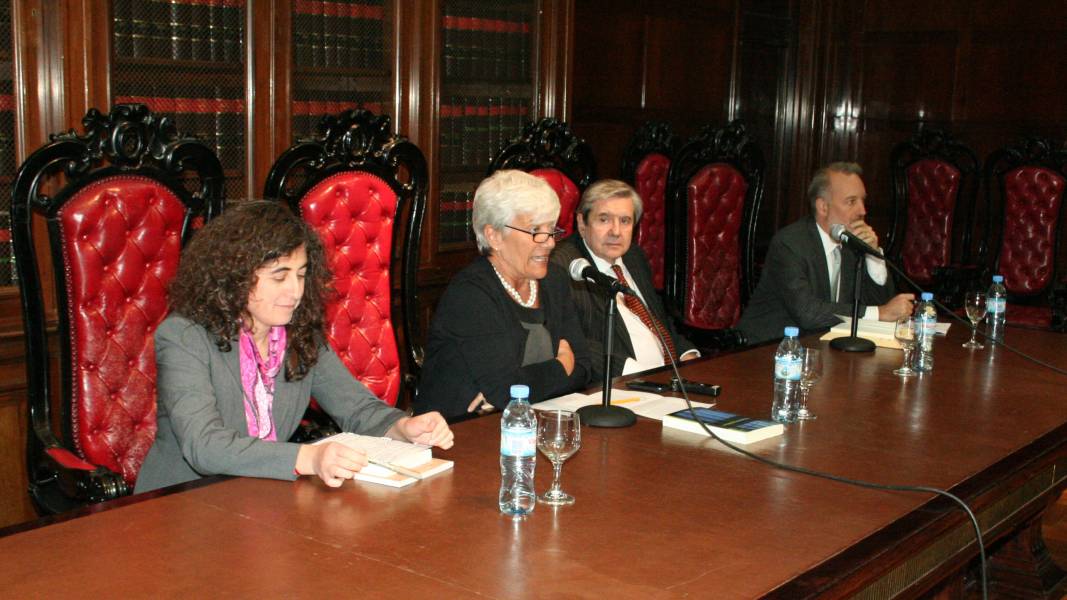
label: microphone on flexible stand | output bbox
[828,224,876,353]
[831,223,884,259]
[568,258,636,296]
[567,258,636,427]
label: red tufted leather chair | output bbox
[264,109,426,412]
[486,118,596,236]
[981,138,1067,330]
[664,120,763,350]
[11,104,224,513]
[887,128,980,302]
[621,122,679,292]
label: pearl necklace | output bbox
[491,263,538,308]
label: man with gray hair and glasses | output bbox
[737,162,914,345]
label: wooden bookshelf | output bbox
[110,0,247,200]
[436,0,538,250]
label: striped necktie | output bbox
[830,245,841,302]
[611,264,677,363]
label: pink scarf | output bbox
[238,326,286,440]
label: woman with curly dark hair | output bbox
[135,201,453,493]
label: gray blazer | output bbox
[737,217,895,345]
[135,314,405,493]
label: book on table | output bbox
[662,407,784,444]
[820,316,951,350]
[314,432,454,488]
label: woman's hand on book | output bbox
[296,442,369,487]
[390,412,455,450]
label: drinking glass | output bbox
[537,410,581,506]
[962,291,987,349]
[893,317,919,377]
[797,348,822,420]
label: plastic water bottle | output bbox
[987,274,1007,342]
[499,384,537,516]
[771,327,802,423]
[915,292,937,372]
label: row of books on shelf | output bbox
[293,0,387,70]
[442,10,531,82]
[439,191,474,245]
[114,94,245,169]
[112,0,245,63]
[439,96,530,170]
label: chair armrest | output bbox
[35,446,129,505]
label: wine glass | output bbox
[797,348,822,420]
[962,291,987,349]
[537,410,581,506]
[893,316,919,377]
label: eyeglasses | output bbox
[505,225,565,243]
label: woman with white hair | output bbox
[415,170,591,419]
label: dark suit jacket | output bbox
[736,217,895,345]
[549,234,695,382]
[135,315,405,493]
[414,256,591,419]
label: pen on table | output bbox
[610,397,641,405]
[367,458,422,479]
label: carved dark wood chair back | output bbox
[981,137,1067,329]
[264,108,427,408]
[621,121,678,292]
[487,117,596,237]
[887,128,980,292]
[664,120,763,350]
[12,103,224,513]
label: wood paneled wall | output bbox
[4,0,1067,529]
[571,0,1067,259]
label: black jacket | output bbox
[549,234,695,382]
[737,217,895,345]
[415,256,591,419]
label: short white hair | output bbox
[472,170,560,254]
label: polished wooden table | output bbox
[2,326,1066,598]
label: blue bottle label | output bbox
[774,356,802,380]
[501,427,536,457]
[986,297,1006,315]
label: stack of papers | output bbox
[820,316,950,350]
[315,433,453,488]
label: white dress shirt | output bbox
[583,241,699,374]
[816,225,887,320]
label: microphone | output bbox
[568,258,635,295]
[830,223,884,258]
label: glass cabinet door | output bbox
[437,0,538,249]
[290,0,394,141]
[110,0,247,199]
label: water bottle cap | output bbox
[509,384,530,399]
[784,326,799,337]
[921,292,933,301]
[993,275,1004,283]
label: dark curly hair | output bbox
[169,200,332,381]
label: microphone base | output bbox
[830,336,876,352]
[576,404,637,428]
